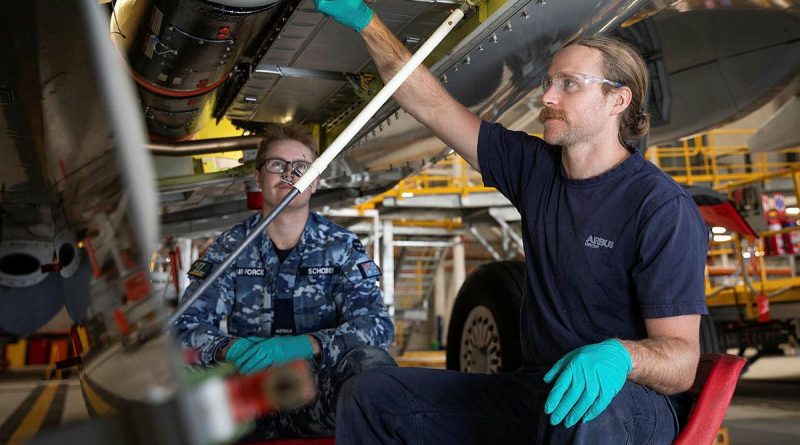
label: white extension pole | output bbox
[292,4,468,193]
[168,5,468,326]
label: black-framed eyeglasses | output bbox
[259,158,311,176]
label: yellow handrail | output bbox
[356,155,495,211]
[651,129,800,189]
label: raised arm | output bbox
[315,0,482,170]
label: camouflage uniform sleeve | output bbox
[309,245,394,371]
[171,234,238,366]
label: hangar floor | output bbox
[0,353,798,445]
[724,354,800,445]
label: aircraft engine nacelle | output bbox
[138,87,219,141]
[0,199,91,336]
[0,225,81,288]
[111,0,280,140]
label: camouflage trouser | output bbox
[239,346,397,441]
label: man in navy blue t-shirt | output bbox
[316,1,709,443]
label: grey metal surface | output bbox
[229,0,454,124]
[1,0,177,410]
[646,7,800,144]
[149,135,262,156]
[223,0,648,196]
[750,95,800,152]
[158,0,800,233]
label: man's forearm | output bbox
[361,15,448,125]
[360,15,482,169]
[620,337,699,395]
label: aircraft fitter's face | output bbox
[254,139,318,211]
[539,45,618,148]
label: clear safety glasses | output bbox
[542,72,624,94]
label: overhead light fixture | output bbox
[786,207,800,215]
[401,192,414,198]
[713,234,732,243]
[711,226,727,234]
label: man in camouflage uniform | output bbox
[172,124,396,439]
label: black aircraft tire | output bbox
[446,261,524,373]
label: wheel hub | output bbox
[460,305,502,373]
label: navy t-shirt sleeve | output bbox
[634,194,709,318]
[477,120,545,207]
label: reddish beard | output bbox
[538,107,568,124]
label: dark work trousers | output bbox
[335,366,682,445]
[239,346,397,441]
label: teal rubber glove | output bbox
[314,0,374,33]
[543,339,633,428]
[236,335,314,374]
[224,338,257,362]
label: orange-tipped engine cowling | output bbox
[110,0,279,140]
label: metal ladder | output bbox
[392,243,448,319]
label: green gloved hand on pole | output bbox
[314,0,374,33]
[543,338,633,428]
[233,335,315,374]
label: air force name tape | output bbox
[301,266,340,276]
[237,267,265,276]
[357,260,381,279]
[188,260,213,279]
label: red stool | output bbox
[673,353,745,445]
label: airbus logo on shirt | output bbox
[585,235,614,249]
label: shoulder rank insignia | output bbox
[188,260,214,279]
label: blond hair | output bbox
[564,36,650,147]
[254,123,318,169]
